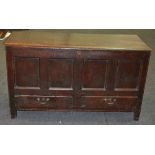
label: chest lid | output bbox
[4,31,151,51]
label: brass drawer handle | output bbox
[104,98,117,105]
[36,97,50,105]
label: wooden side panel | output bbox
[14,57,40,88]
[48,59,74,89]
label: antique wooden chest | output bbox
[4,31,151,120]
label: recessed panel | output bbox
[115,60,142,90]
[48,59,73,88]
[15,57,39,87]
[82,60,108,89]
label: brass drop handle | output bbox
[36,97,50,105]
[40,98,47,105]
[104,98,117,105]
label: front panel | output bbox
[6,46,150,120]
[48,58,74,90]
[114,60,143,91]
[81,59,109,90]
[9,47,76,110]
[77,50,148,113]
[14,57,40,88]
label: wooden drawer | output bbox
[79,96,138,111]
[14,96,73,110]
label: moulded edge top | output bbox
[4,31,152,51]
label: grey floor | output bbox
[0,29,155,125]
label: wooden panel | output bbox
[81,59,108,90]
[114,60,142,91]
[14,57,40,87]
[48,59,74,89]
[6,50,17,118]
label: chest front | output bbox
[6,47,150,120]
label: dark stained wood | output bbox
[6,49,17,118]
[48,58,74,89]
[134,53,151,120]
[14,57,40,87]
[81,59,108,89]
[5,32,151,120]
[15,96,73,110]
[39,58,48,90]
[114,60,142,90]
[80,96,138,111]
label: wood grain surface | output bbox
[4,31,151,51]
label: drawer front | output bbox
[79,96,138,111]
[14,96,73,110]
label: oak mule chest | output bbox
[4,31,151,120]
